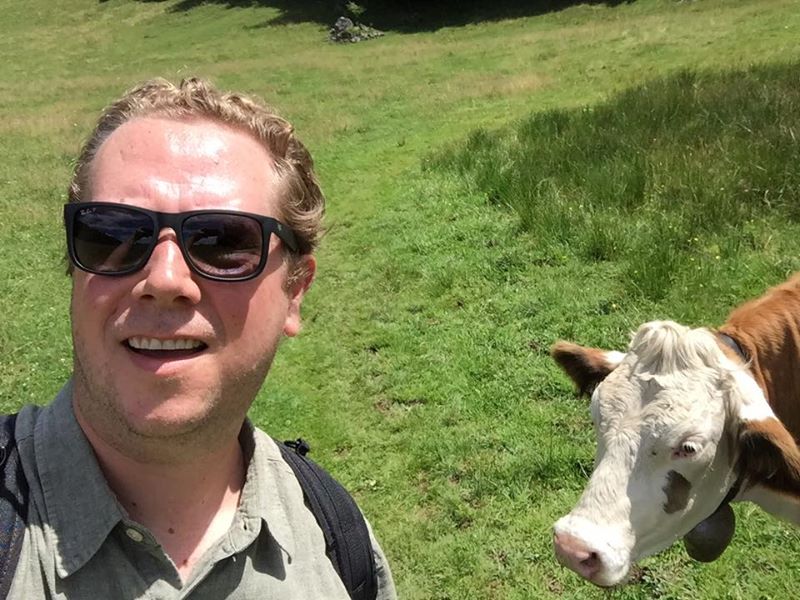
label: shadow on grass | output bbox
[123,0,635,32]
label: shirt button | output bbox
[126,528,145,543]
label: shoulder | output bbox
[250,426,292,466]
[13,404,42,442]
[249,427,398,600]
[365,519,398,600]
[248,427,307,492]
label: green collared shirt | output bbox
[7,382,397,599]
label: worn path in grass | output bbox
[2,1,800,597]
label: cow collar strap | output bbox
[722,474,743,506]
[717,331,748,505]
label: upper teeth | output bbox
[128,337,204,351]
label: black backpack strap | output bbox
[278,438,377,600]
[0,414,29,599]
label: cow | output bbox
[550,273,800,587]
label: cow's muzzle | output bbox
[552,516,631,587]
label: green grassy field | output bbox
[2,0,800,597]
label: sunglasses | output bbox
[64,202,298,282]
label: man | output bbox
[6,77,397,599]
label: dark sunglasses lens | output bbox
[182,214,264,279]
[72,206,154,273]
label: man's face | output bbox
[70,116,313,453]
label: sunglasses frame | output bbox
[64,202,299,282]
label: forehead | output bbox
[593,358,724,431]
[89,116,279,215]
[593,323,731,419]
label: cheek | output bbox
[653,450,719,518]
[211,290,249,332]
[626,471,691,544]
[663,470,692,513]
[210,281,290,347]
[71,274,122,334]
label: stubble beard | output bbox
[71,337,278,465]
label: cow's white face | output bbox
[552,321,752,587]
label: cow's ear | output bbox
[737,418,800,493]
[551,341,625,396]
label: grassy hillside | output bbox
[431,64,800,306]
[2,0,800,598]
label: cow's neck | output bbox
[719,274,800,524]
[721,274,800,439]
[737,485,800,524]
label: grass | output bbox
[2,0,800,597]
[430,65,800,305]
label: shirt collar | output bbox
[36,388,300,576]
[237,421,297,557]
[35,380,124,578]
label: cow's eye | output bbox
[672,441,701,459]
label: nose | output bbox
[133,230,201,305]
[553,531,602,581]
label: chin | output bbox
[590,570,630,588]
[115,393,217,438]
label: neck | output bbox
[739,485,800,525]
[75,406,247,581]
[721,273,800,438]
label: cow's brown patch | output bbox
[738,418,800,495]
[720,273,800,438]
[551,342,616,396]
[663,470,691,513]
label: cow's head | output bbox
[550,320,800,587]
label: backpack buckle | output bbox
[284,438,311,457]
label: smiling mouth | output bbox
[124,336,208,358]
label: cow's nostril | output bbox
[554,532,604,579]
[581,551,599,570]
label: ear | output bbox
[550,341,625,396]
[283,255,316,338]
[737,418,800,495]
